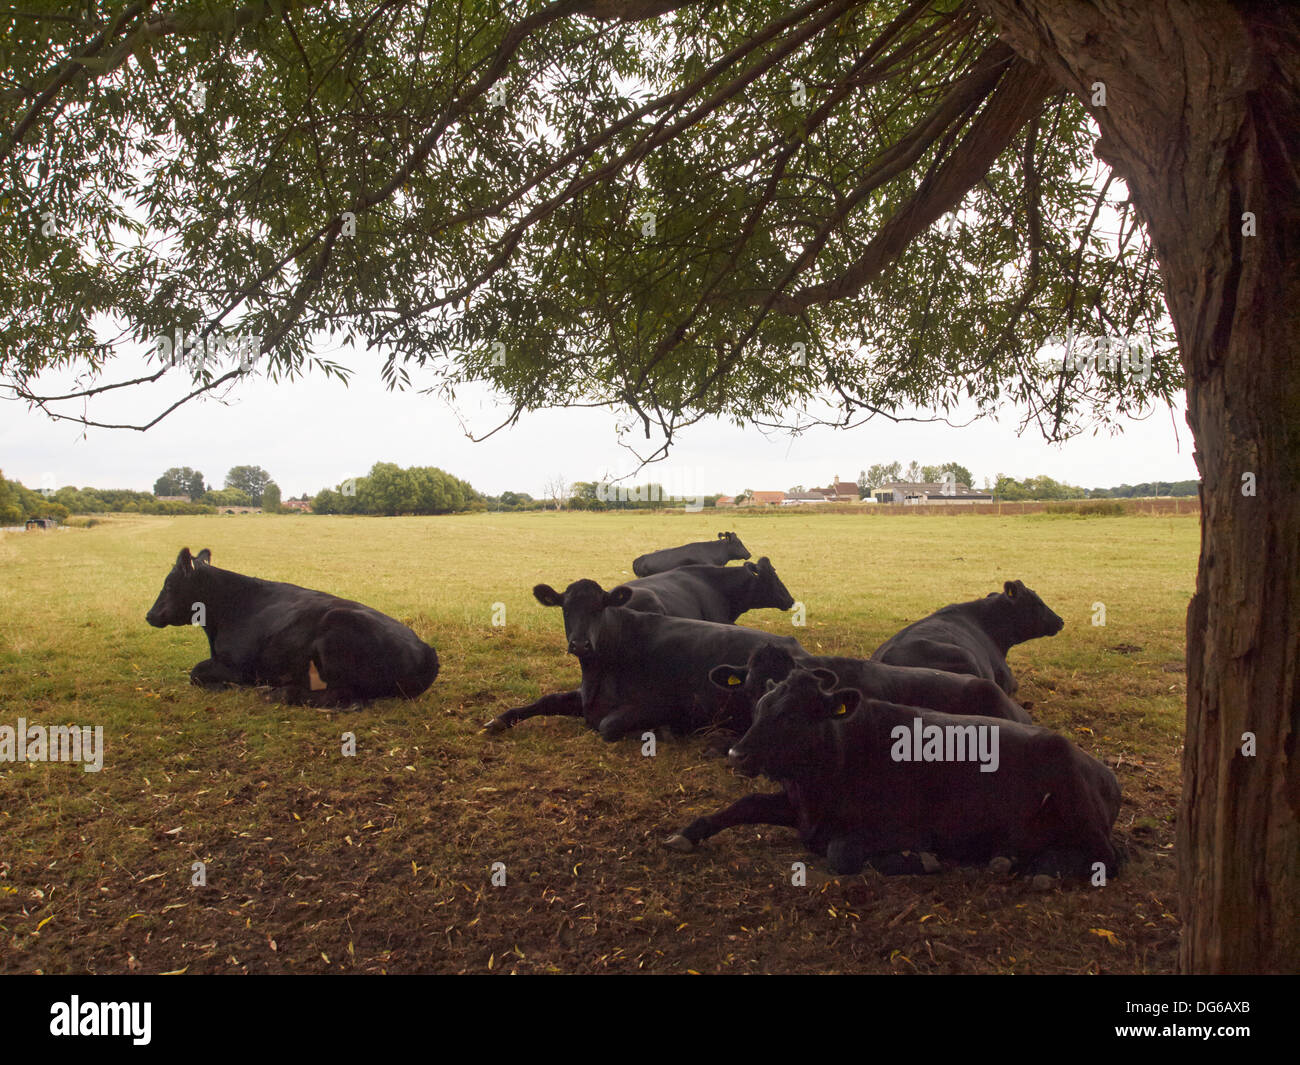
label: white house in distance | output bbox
[782,491,828,506]
[872,481,994,504]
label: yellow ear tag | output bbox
[726,675,741,686]
[834,702,847,716]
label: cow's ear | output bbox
[717,531,726,539]
[176,547,194,572]
[604,586,634,608]
[828,689,862,719]
[744,561,758,574]
[533,584,563,607]
[811,668,839,691]
[195,548,212,566]
[709,664,748,690]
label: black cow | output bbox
[606,557,795,623]
[631,531,750,577]
[482,580,803,740]
[666,668,1121,879]
[870,579,1064,695]
[146,548,439,706]
[709,644,1032,724]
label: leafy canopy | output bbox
[1,1,1177,451]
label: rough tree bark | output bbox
[977,0,1299,972]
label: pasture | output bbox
[0,510,1196,973]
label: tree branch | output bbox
[777,47,1057,310]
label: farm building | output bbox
[873,481,994,504]
[809,475,861,502]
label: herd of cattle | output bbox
[146,533,1123,882]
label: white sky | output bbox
[1,339,1198,499]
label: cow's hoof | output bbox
[1031,873,1055,892]
[663,834,696,853]
[988,856,1014,875]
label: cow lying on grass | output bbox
[871,579,1064,695]
[632,531,750,577]
[666,667,1122,880]
[146,548,439,707]
[709,644,1032,725]
[545,556,794,625]
[482,580,802,740]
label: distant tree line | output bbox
[1088,480,1199,498]
[992,474,1089,501]
[312,463,482,515]
[567,482,719,510]
[1,471,216,523]
[993,475,1199,501]
[153,464,281,509]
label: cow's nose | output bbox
[568,640,591,656]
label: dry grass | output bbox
[0,510,1196,973]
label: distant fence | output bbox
[846,497,1198,517]
[695,497,1199,517]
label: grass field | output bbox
[0,510,1199,973]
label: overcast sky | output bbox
[2,336,1198,499]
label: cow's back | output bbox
[621,568,731,621]
[799,653,1029,722]
[631,540,730,577]
[817,702,1116,864]
[597,610,802,728]
[871,608,1008,687]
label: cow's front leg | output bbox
[596,704,652,742]
[190,658,244,690]
[664,791,796,851]
[482,689,584,733]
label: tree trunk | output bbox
[978,0,1300,972]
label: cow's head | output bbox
[146,547,212,627]
[743,556,795,611]
[1000,579,1065,641]
[727,668,859,780]
[534,579,632,659]
[711,643,838,719]
[716,531,751,561]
